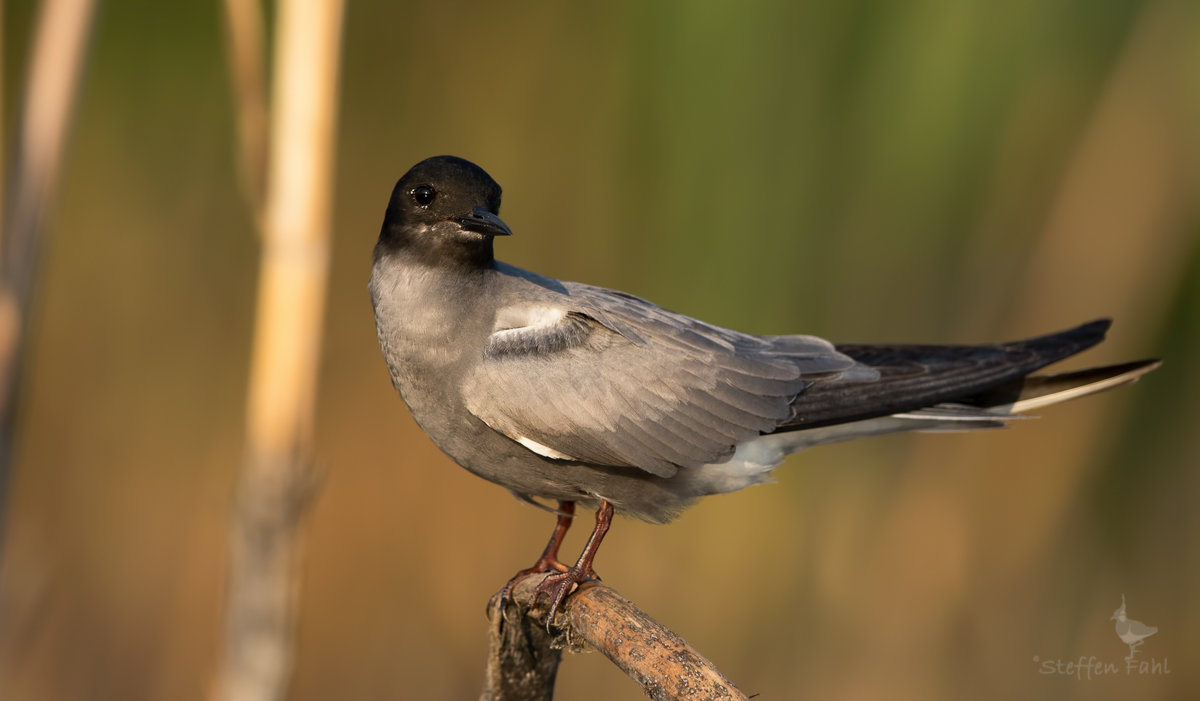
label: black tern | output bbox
[369,155,1160,621]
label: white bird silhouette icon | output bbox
[1111,594,1157,661]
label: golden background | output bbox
[1,0,1197,698]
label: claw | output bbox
[528,567,598,630]
[490,554,570,620]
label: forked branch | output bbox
[482,577,749,701]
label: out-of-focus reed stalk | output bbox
[1,0,4,228]
[221,0,269,228]
[0,0,99,555]
[210,1,346,700]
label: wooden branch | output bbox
[483,577,749,701]
[210,1,347,700]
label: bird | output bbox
[1112,595,1158,660]
[369,155,1161,623]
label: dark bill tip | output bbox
[453,206,512,237]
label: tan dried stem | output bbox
[220,0,269,228]
[0,0,99,528]
[210,1,347,701]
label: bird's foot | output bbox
[527,565,600,630]
[489,555,571,620]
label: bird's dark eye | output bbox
[412,186,436,206]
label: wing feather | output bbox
[461,285,856,476]
[463,277,1113,478]
[778,320,1112,431]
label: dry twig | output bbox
[483,577,749,701]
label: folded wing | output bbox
[462,284,860,477]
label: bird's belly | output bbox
[379,350,588,498]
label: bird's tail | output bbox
[969,359,1161,413]
[689,357,1161,495]
[686,336,1159,497]
[800,358,1160,446]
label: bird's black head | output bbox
[376,155,510,268]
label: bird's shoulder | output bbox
[487,262,851,369]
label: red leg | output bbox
[529,500,613,629]
[490,501,575,614]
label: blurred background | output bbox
[0,0,1198,699]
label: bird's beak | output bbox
[453,206,512,237]
[1110,613,1118,620]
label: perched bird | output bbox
[369,155,1160,621]
[1112,595,1158,660]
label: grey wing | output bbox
[461,286,862,478]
